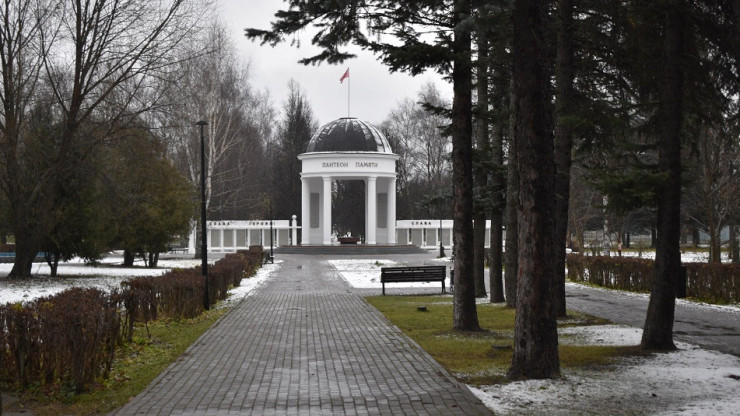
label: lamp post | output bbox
[196,120,210,310]
[269,197,274,263]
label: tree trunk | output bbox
[504,78,519,309]
[709,225,721,263]
[123,250,135,267]
[730,225,739,263]
[148,252,159,268]
[642,2,684,351]
[45,252,60,277]
[691,223,700,247]
[9,230,38,277]
[553,0,575,318]
[52,254,59,277]
[473,33,490,299]
[473,214,487,297]
[451,0,480,332]
[490,121,506,303]
[508,0,560,380]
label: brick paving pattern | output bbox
[111,254,490,415]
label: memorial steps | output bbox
[273,244,427,255]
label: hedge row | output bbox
[0,288,119,393]
[567,254,740,303]
[685,262,740,303]
[120,248,263,340]
[0,248,265,392]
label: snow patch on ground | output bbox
[328,259,452,290]
[0,259,187,305]
[0,256,276,307]
[330,259,740,416]
[470,329,740,416]
[216,260,279,308]
[559,324,643,346]
[598,249,727,264]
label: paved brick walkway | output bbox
[111,254,490,415]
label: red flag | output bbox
[340,68,349,83]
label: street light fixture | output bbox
[269,197,274,263]
[196,120,210,310]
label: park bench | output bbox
[168,244,188,254]
[380,265,447,295]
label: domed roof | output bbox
[306,117,393,153]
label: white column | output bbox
[387,177,397,244]
[367,176,377,245]
[322,176,332,245]
[188,224,196,254]
[301,178,310,245]
[449,222,454,247]
[291,215,297,246]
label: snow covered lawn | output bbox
[327,258,453,290]
[0,255,277,306]
[593,249,727,263]
[331,258,740,416]
[470,326,740,415]
[216,261,279,308]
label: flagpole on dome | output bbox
[340,67,350,117]
[348,69,350,117]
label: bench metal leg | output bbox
[382,282,385,295]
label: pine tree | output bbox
[507,0,560,380]
[273,81,317,221]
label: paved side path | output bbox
[112,255,490,416]
[566,283,740,356]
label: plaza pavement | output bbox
[111,252,491,416]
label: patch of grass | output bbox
[8,307,226,416]
[559,344,645,369]
[366,295,639,386]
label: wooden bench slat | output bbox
[380,265,447,295]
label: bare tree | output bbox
[0,0,54,276]
[381,83,452,219]
[568,165,603,252]
[2,0,205,277]
[161,21,273,222]
[684,123,740,263]
[385,84,451,187]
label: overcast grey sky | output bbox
[219,1,451,127]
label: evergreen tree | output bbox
[552,0,576,318]
[105,128,194,268]
[272,81,317,221]
[581,0,739,350]
[473,32,490,299]
[507,0,560,380]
